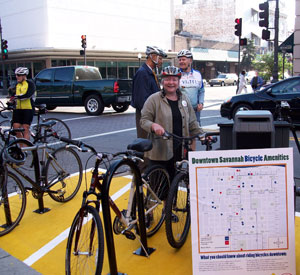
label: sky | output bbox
[286,0,296,30]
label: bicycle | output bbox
[0,128,28,236]
[63,137,170,274]
[0,125,82,236]
[163,131,218,248]
[0,100,71,146]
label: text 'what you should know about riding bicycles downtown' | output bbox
[189,147,295,275]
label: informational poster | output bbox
[189,148,296,275]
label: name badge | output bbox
[182,100,187,107]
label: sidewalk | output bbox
[0,248,41,275]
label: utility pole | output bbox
[0,18,7,90]
[272,0,279,82]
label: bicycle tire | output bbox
[66,205,104,275]
[0,170,26,236]
[44,147,82,202]
[43,118,71,146]
[165,172,190,248]
[132,165,169,237]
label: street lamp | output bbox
[138,53,142,67]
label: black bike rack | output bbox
[101,158,155,275]
[31,148,50,214]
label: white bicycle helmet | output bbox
[161,66,181,78]
[15,67,29,75]
[177,49,193,59]
[145,46,160,56]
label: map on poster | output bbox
[197,165,287,253]
[189,148,295,275]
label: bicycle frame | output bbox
[10,143,71,213]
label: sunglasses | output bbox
[16,74,24,77]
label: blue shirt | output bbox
[131,63,160,111]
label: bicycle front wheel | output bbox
[132,165,169,237]
[165,172,190,248]
[0,170,26,236]
[66,205,104,275]
[45,147,82,202]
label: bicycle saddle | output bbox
[127,138,153,152]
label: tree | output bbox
[253,52,293,81]
[240,39,256,71]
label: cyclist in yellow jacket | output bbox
[10,67,36,140]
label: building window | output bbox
[251,33,261,46]
[33,61,46,77]
[95,61,107,79]
[107,61,117,79]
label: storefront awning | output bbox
[279,33,294,53]
[191,48,238,62]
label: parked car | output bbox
[220,76,300,122]
[209,73,238,87]
[34,66,132,115]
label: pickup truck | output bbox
[34,66,132,115]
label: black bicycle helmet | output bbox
[161,66,181,78]
[3,143,26,166]
[158,47,168,58]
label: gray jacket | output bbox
[140,90,204,161]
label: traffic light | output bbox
[81,35,86,49]
[234,18,242,37]
[259,2,269,28]
[262,29,270,40]
[1,39,8,60]
[80,50,84,56]
[240,38,247,46]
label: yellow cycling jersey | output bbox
[15,80,35,109]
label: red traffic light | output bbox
[81,35,87,49]
[240,38,247,46]
[234,18,242,37]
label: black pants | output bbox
[135,109,148,139]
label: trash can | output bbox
[232,110,275,149]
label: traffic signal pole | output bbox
[0,19,7,90]
[272,0,279,82]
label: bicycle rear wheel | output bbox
[0,170,26,236]
[43,118,71,147]
[45,147,82,202]
[132,165,169,237]
[66,205,104,275]
[165,172,190,248]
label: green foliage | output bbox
[252,52,293,81]
[240,40,256,71]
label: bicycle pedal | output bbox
[122,229,136,240]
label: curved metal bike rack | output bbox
[101,158,155,275]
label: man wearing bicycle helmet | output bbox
[140,66,204,181]
[177,49,205,126]
[131,46,161,138]
[10,67,36,140]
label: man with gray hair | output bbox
[131,46,161,138]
